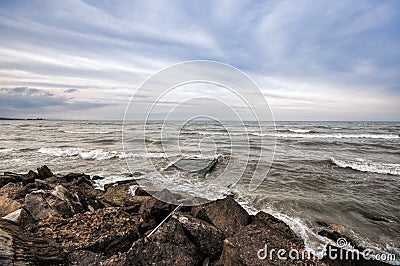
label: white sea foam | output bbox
[275,133,399,139]
[331,157,400,175]
[0,148,18,153]
[63,130,113,134]
[37,147,171,160]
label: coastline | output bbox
[0,166,392,265]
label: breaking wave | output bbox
[330,157,400,176]
[275,133,399,139]
[37,147,170,160]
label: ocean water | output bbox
[1,120,399,262]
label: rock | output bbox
[100,181,138,207]
[192,195,249,237]
[135,186,151,196]
[22,170,38,184]
[36,207,140,256]
[0,195,21,217]
[67,250,103,266]
[174,212,224,259]
[101,252,127,266]
[1,208,30,226]
[252,211,302,246]
[62,172,90,182]
[0,182,29,203]
[0,172,23,187]
[37,165,53,179]
[0,220,65,265]
[125,218,202,265]
[219,220,315,265]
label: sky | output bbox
[0,0,399,121]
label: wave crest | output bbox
[330,157,400,176]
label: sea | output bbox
[1,120,399,263]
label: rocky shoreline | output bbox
[0,166,391,265]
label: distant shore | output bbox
[0,117,44,120]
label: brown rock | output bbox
[0,182,28,203]
[1,208,31,226]
[0,195,21,217]
[174,212,224,259]
[0,220,65,265]
[192,195,249,237]
[125,218,202,265]
[37,165,53,179]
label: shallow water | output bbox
[1,120,399,262]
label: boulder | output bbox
[0,195,21,217]
[192,195,249,237]
[125,218,202,265]
[100,181,138,207]
[36,207,140,256]
[0,220,65,265]
[37,165,53,179]
[0,182,28,203]
[0,172,23,187]
[174,212,224,259]
[219,221,315,265]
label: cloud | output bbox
[0,0,399,120]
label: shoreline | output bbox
[0,166,393,265]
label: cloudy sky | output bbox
[0,0,399,120]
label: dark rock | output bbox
[37,165,53,179]
[135,186,151,196]
[253,211,302,246]
[0,182,29,203]
[125,218,202,265]
[0,219,66,265]
[36,207,140,256]
[67,250,103,266]
[21,170,38,184]
[174,212,224,259]
[219,221,316,265]
[0,195,21,217]
[0,172,23,187]
[24,185,86,220]
[192,195,249,237]
[63,172,89,182]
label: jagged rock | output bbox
[219,216,316,266]
[0,172,23,187]
[0,195,21,217]
[0,220,65,265]
[67,250,103,266]
[174,212,224,259]
[37,165,53,179]
[100,181,138,207]
[192,195,249,237]
[22,170,38,184]
[0,182,28,203]
[36,207,140,256]
[125,218,202,265]
[101,252,127,266]
[1,208,30,226]
[135,186,151,196]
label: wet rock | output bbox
[37,165,54,179]
[67,250,103,266]
[22,170,39,184]
[219,217,316,266]
[252,211,302,246]
[125,218,202,265]
[192,195,249,237]
[0,195,21,217]
[0,220,66,265]
[135,186,151,196]
[36,207,140,256]
[174,212,224,259]
[0,182,28,203]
